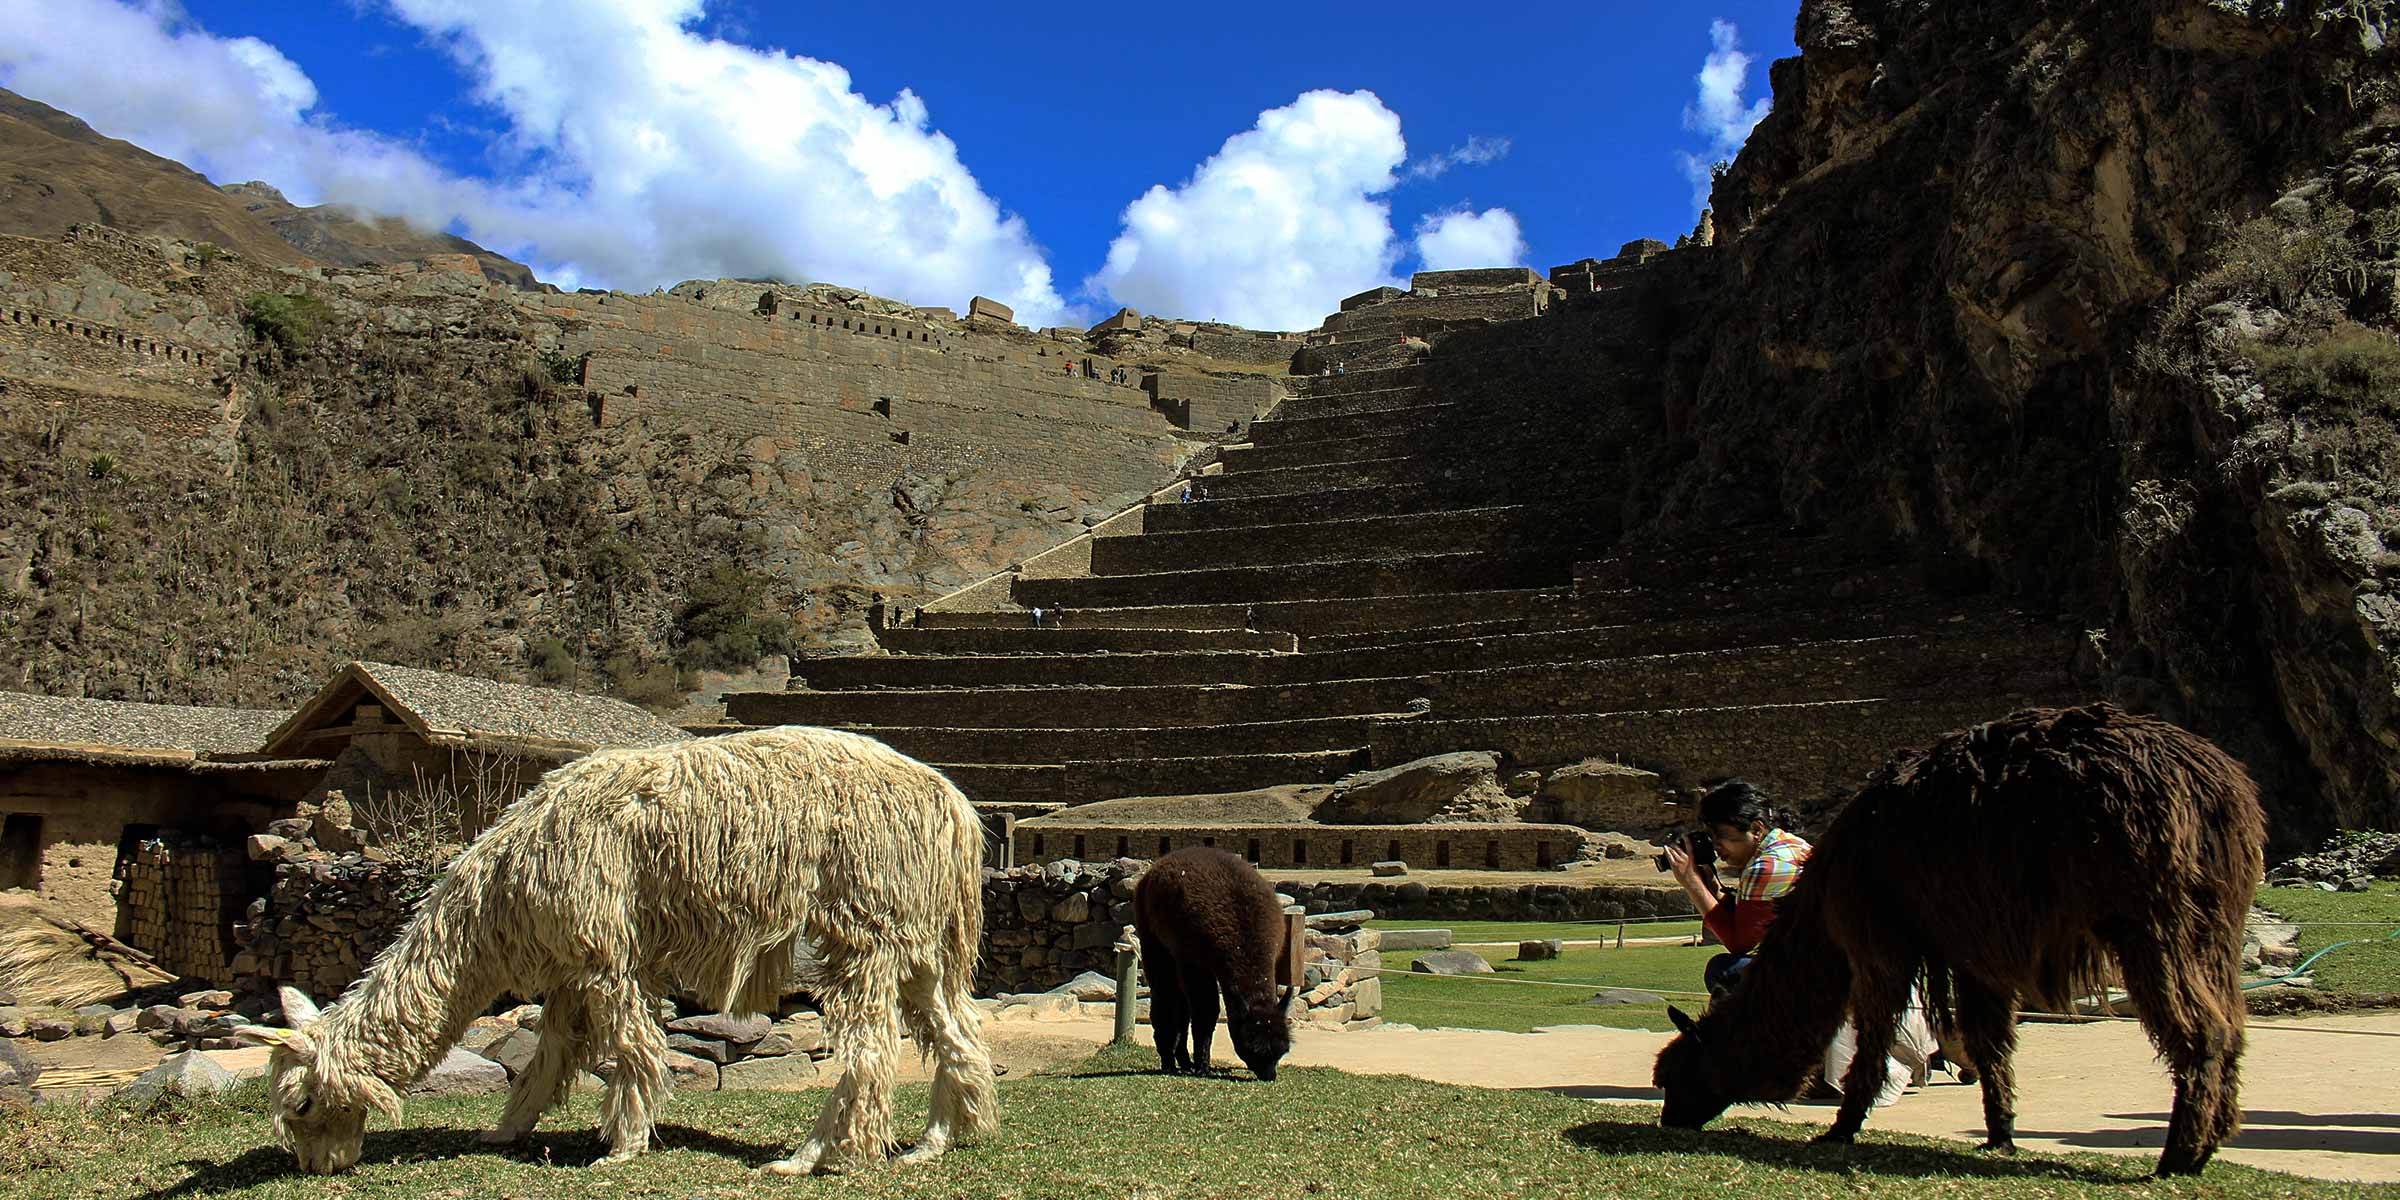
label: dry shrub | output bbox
[352,749,531,864]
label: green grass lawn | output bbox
[1378,941,1719,1033]
[0,1044,2369,1200]
[1367,918,1705,944]
[2255,880,2400,996]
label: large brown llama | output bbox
[1652,703,2264,1177]
[1133,847,1294,1080]
[239,726,996,1175]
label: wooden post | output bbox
[1112,929,1139,1047]
[1276,911,1308,991]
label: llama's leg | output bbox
[2111,938,2244,1176]
[591,979,671,1164]
[483,987,590,1145]
[894,962,998,1165]
[1954,977,2020,1154]
[1817,968,1911,1145]
[1183,967,1221,1075]
[767,940,904,1175]
[1144,938,1191,1073]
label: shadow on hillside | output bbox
[1561,1116,2136,1184]
[134,1124,789,1198]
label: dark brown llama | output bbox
[1652,703,2264,1176]
[1133,847,1294,1080]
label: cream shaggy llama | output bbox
[240,725,997,1175]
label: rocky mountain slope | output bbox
[0,88,535,286]
[1644,0,2398,837]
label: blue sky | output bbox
[0,2,1798,329]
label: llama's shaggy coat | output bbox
[241,726,997,1175]
[1652,703,2264,1177]
[1133,847,1293,1080]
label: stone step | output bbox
[1091,506,1531,575]
[827,716,1388,764]
[1218,432,1420,473]
[914,587,1578,635]
[1283,364,1426,400]
[1245,402,1453,447]
[871,626,1298,654]
[1367,692,2090,814]
[1265,383,1438,422]
[935,763,1065,805]
[1011,548,1578,609]
[798,624,2063,710]
[1063,749,1365,803]
[727,675,1428,730]
[1412,632,2072,722]
[1197,456,1420,500]
[1140,483,1441,533]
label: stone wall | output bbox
[980,858,1137,995]
[115,837,248,981]
[538,290,1203,511]
[1148,371,1285,436]
[228,828,436,1003]
[1280,877,1688,923]
[1016,823,1593,873]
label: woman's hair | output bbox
[1697,779,1799,835]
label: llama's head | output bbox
[237,986,402,1174]
[1230,985,1294,1081]
[1652,1005,1740,1130]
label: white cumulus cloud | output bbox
[1087,90,1409,332]
[1676,18,1773,212]
[1413,208,1526,272]
[0,0,1073,324]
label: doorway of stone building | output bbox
[0,813,40,890]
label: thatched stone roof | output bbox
[262,661,690,759]
[0,691,287,758]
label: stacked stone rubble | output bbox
[980,858,1139,995]
[227,813,435,1003]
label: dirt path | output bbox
[1281,1013,2400,1184]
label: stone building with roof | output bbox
[0,692,323,929]
[0,662,689,965]
[259,660,691,834]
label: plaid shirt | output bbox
[1704,827,1813,956]
[1737,827,1812,903]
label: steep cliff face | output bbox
[1665,0,2400,839]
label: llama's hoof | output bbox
[1977,1140,2017,1156]
[896,1138,949,1165]
[762,1147,827,1176]
[592,1150,643,1168]
[1811,1131,1856,1147]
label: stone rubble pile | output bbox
[2268,831,2400,892]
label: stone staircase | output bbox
[723,358,2087,839]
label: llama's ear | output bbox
[236,1023,317,1060]
[279,985,324,1030]
[1668,1006,1701,1039]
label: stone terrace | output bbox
[724,270,2088,854]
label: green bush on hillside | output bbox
[242,291,335,355]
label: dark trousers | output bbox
[1704,953,1754,997]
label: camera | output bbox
[1653,829,1716,874]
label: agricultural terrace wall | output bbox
[0,374,227,441]
[1018,822,1592,873]
[537,291,1230,502]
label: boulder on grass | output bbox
[118,1050,240,1104]
[1410,950,1495,976]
